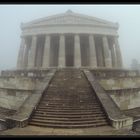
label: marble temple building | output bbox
[17,10,123,69]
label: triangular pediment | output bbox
[22,10,117,28]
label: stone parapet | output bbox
[84,70,133,130]
[91,68,140,79]
[1,69,51,77]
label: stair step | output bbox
[29,122,108,128]
[38,105,100,108]
[31,116,106,121]
[39,102,99,106]
[32,119,106,125]
[43,99,96,101]
[35,109,102,113]
[39,104,100,106]
[37,107,101,111]
[38,105,101,108]
[35,111,104,115]
[33,113,105,118]
[41,98,97,101]
[30,118,107,125]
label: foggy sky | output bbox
[0,5,140,70]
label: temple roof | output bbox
[21,10,118,29]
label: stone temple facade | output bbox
[2,10,140,134]
[17,10,123,69]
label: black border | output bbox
[0,0,140,4]
[0,1,140,139]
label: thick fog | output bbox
[0,5,139,70]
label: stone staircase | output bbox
[29,69,109,128]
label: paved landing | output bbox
[0,125,136,136]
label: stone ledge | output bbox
[1,69,51,77]
[0,88,35,92]
[91,69,140,78]
[84,70,133,130]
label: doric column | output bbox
[110,38,117,68]
[113,44,118,68]
[17,38,25,69]
[114,37,123,68]
[42,35,51,68]
[28,35,37,69]
[23,41,29,68]
[89,34,97,68]
[58,34,65,68]
[102,36,112,68]
[74,34,81,67]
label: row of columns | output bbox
[17,34,123,69]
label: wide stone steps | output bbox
[29,69,109,128]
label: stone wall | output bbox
[0,77,35,90]
[99,78,140,90]
[0,69,51,111]
[0,89,32,110]
[110,91,140,110]
[95,69,140,110]
[91,69,139,78]
[5,69,56,129]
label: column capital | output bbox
[114,36,119,41]
[32,35,37,38]
[75,33,79,35]
[59,34,65,38]
[45,34,51,37]
[89,34,94,36]
[74,34,80,41]
[59,33,65,35]
[20,35,26,39]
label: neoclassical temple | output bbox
[17,10,123,69]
